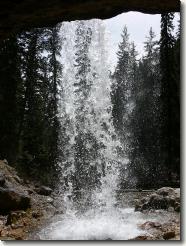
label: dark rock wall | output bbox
[0,0,180,39]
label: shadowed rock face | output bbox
[0,0,180,39]
[0,187,31,214]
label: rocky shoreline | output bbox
[0,160,58,240]
[130,186,180,240]
[135,187,180,212]
[130,219,180,240]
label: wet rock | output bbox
[34,186,52,196]
[150,196,168,209]
[0,188,30,214]
[135,187,180,212]
[157,187,174,196]
[163,231,175,240]
[149,193,158,202]
[139,221,162,230]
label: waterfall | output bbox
[57,19,126,212]
[37,19,144,240]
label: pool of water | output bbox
[30,191,179,240]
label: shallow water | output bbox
[36,208,144,240]
[35,201,179,240]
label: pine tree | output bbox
[42,24,62,182]
[19,29,45,176]
[0,36,21,163]
[129,28,162,188]
[111,27,140,188]
[111,26,131,138]
[0,25,63,186]
[170,16,180,178]
[16,26,62,185]
[159,13,177,176]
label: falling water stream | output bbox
[35,20,176,240]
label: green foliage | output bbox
[0,36,21,163]
[0,25,62,186]
[129,28,162,188]
[159,13,180,176]
[112,16,180,188]
[111,26,135,139]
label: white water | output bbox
[37,20,140,240]
[38,208,148,240]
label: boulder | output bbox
[135,187,180,212]
[157,187,175,196]
[0,187,30,214]
[149,196,168,210]
[149,193,159,202]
